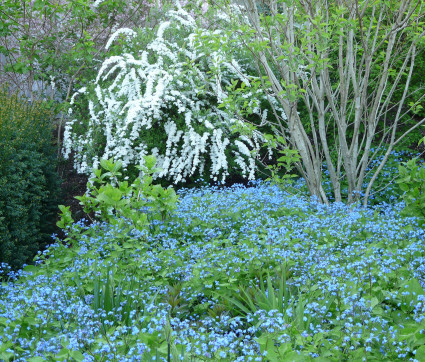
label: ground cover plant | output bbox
[1,158,425,361]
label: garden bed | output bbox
[1,181,424,361]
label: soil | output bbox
[57,154,89,221]
[52,126,90,240]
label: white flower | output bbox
[92,0,104,9]
[105,28,137,50]
[63,3,271,183]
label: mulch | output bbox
[51,125,90,241]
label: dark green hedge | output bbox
[0,88,61,270]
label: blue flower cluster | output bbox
[0,180,424,361]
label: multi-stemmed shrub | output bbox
[0,87,61,270]
[202,0,425,206]
[63,4,284,185]
[318,147,420,206]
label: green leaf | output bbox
[23,265,38,274]
[0,351,15,361]
[416,346,425,360]
[370,296,379,309]
[100,158,114,171]
[400,278,425,311]
[143,155,157,170]
[71,350,84,361]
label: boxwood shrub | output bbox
[0,87,61,270]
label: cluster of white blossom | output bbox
[63,3,278,183]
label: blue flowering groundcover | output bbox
[1,181,425,361]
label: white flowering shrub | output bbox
[63,4,278,184]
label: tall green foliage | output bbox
[0,88,61,270]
